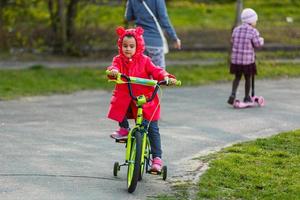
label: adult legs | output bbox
[144,46,165,69]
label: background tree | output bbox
[234,0,243,27]
[48,0,80,54]
[0,0,9,49]
[0,0,9,26]
[66,0,79,44]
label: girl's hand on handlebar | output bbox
[107,69,119,78]
[164,77,177,86]
[168,78,178,85]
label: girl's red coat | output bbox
[107,27,175,122]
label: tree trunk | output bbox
[58,0,66,52]
[0,0,10,49]
[48,0,67,54]
[0,0,9,28]
[234,0,243,28]
[48,0,57,35]
[48,0,81,55]
[66,0,79,42]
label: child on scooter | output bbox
[106,26,177,172]
[227,8,264,105]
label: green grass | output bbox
[1,62,300,100]
[168,62,300,86]
[171,1,300,45]
[78,2,300,45]
[0,66,111,100]
[166,50,300,60]
[74,2,300,46]
[157,129,300,200]
[197,129,300,199]
[74,2,300,30]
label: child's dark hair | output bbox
[124,34,134,38]
[123,34,137,44]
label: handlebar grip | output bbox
[176,80,182,86]
[105,70,111,75]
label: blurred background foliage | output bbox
[0,0,299,57]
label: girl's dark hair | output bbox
[124,34,134,38]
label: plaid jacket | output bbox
[231,23,264,65]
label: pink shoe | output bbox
[110,128,129,139]
[151,157,163,172]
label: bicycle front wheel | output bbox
[139,134,150,181]
[127,130,142,193]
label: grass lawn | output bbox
[198,129,300,199]
[0,66,111,100]
[1,62,300,100]
[157,129,300,200]
[166,50,300,61]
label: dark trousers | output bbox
[231,72,251,98]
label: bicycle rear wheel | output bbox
[127,130,142,193]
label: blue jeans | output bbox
[119,118,162,159]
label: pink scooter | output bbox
[233,96,265,108]
[233,75,265,109]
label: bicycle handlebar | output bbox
[106,70,181,102]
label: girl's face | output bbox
[251,21,257,27]
[122,36,136,58]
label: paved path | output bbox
[0,79,300,200]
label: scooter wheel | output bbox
[113,162,119,177]
[162,166,167,181]
[258,96,265,106]
[233,100,240,108]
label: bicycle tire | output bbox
[127,130,142,193]
[139,136,150,181]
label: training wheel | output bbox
[113,162,120,177]
[162,166,167,181]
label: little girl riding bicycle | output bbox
[106,26,178,172]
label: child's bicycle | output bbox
[106,70,181,193]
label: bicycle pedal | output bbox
[149,170,161,175]
[115,138,127,143]
[150,171,158,175]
